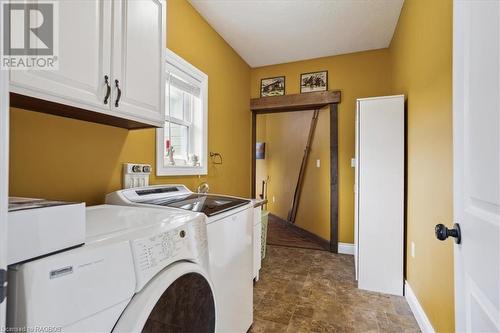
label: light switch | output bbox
[351,158,356,168]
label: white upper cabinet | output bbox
[10,0,112,112]
[112,0,165,124]
[9,0,166,128]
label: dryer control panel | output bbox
[131,219,208,291]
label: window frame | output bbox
[156,49,208,176]
[165,89,194,163]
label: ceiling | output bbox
[188,0,404,67]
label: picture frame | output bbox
[300,70,328,93]
[260,76,285,97]
[256,142,266,159]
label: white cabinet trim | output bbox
[9,0,166,128]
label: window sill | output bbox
[156,165,207,176]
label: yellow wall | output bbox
[9,1,454,329]
[250,50,392,243]
[390,0,454,331]
[9,0,251,205]
[255,109,331,240]
[259,111,311,221]
[294,108,331,240]
[251,4,454,328]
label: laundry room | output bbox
[1,0,494,333]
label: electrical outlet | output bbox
[123,163,151,189]
[411,242,416,258]
[316,159,321,168]
[272,196,276,203]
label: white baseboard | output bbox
[405,281,435,333]
[338,242,355,255]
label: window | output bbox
[156,49,208,176]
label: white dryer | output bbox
[106,185,254,333]
[7,205,216,332]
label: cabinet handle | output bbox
[115,79,122,107]
[103,75,111,104]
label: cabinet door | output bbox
[357,96,404,296]
[10,0,112,112]
[111,0,165,126]
[253,207,262,279]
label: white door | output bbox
[111,0,165,125]
[453,1,500,332]
[0,5,9,326]
[10,0,112,112]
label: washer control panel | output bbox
[131,219,208,291]
[135,229,183,272]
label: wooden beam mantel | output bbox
[250,90,341,113]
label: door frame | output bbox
[250,90,341,253]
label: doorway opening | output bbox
[250,91,341,252]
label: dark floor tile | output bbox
[249,319,289,333]
[253,245,420,333]
[266,215,327,251]
[249,319,268,333]
[254,301,296,325]
[293,303,315,318]
[287,314,313,332]
[310,319,348,332]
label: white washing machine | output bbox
[106,185,254,333]
[7,205,217,332]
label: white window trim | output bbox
[156,49,208,176]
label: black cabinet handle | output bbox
[103,75,111,104]
[115,79,122,107]
[435,223,461,244]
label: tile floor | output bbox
[251,245,420,333]
[266,214,328,251]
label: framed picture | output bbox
[300,70,328,93]
[256,142,266,159]
[260,76,285,97]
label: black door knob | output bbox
[435,223,461,244]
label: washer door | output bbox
[113,261,216,333]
